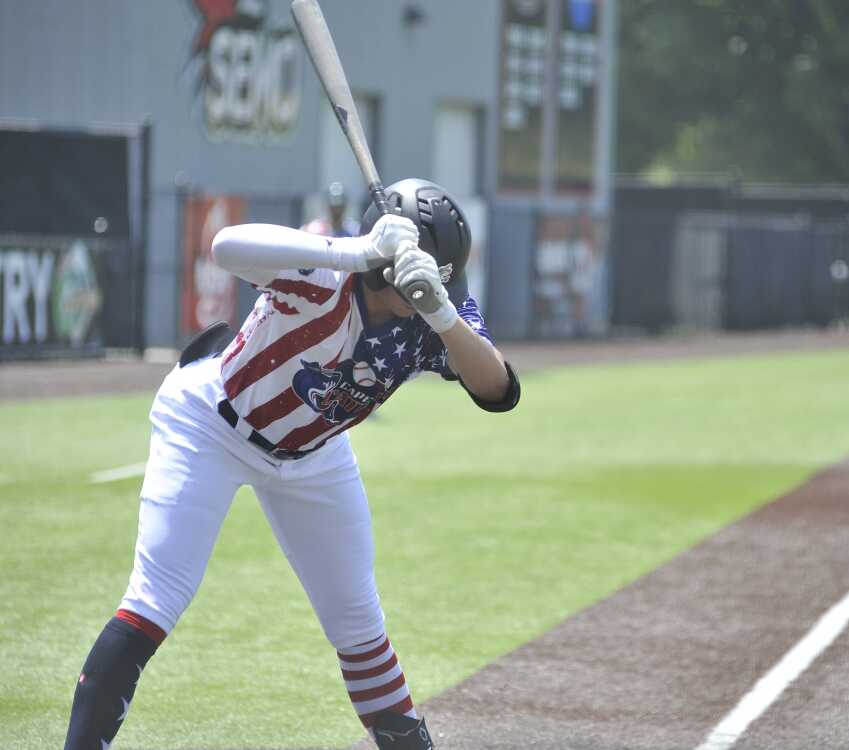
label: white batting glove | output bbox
[360,214,419,270]
[383,242,459,333]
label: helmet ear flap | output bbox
[364,265,389,291]
[358,178,471,291]
[420,195,471,278]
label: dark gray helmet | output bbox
[360,178,472,296]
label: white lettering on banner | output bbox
[265,35,299,129]
[28,252,54,342]
[194,256,232,295]
[206,29,230,126]
[0,250,55,344]
[205,27,300,136]
[194,258,234,328]
[231,30,255,124]
[3,252,30,344]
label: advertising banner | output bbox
[181,195,245,336]
[187,0,302,142]
[0,235,106,358]
[532,213,606,336]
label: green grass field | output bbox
[2,349,849,749]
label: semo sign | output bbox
[189,0,302,140]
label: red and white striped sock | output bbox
[337,634,417,730]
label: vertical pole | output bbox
[595,0,617,217]
[127,119,152,354]
[138,120,151,353]
[174,179,189,344]
[540,0,561,202]
[486,0,506,320]
[596,0,618,334]
[486,0,500,201]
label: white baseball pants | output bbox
[119,355,386,650]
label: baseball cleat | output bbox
[373,711,434,749]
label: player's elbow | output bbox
[210,226,241,271]
[463,361,521,413]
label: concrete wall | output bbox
[1,0,502,345]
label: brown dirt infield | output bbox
[354,461,848,750]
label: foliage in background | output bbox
[618,0,849,183]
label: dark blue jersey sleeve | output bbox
[420,296,493,380]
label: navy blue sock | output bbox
[64,617,162,750]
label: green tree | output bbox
[617,0,849,183]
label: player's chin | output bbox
[389,296,417,317]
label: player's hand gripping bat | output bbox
[290,0,430,302]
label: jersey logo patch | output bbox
[292,359,388,424]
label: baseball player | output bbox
[301,181,361,238]
[63,179,520,750]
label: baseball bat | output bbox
[290,0,429,301]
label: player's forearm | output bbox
[211,223,368,279]
[439,318,510,402]
[213,215,419,285]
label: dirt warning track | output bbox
[346,461,849,750]
[1,327,846,401]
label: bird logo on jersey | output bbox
[292,359,388,425]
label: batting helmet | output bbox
[360,178,472,298]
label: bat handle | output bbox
[368,181,391,216]
[368,181,426,300]
[403,280,430,302]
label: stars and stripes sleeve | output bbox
[420,295,493,380]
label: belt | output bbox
[217,399,312,461]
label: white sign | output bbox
[0,250,54,345]
[190,0,302,140]
[0,240,102,348]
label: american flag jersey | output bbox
[219,267,492,453]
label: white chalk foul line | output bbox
[89,462,147,484]
[695,588,849,750]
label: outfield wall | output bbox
[611,183,849,333]
[0,1,617,356]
